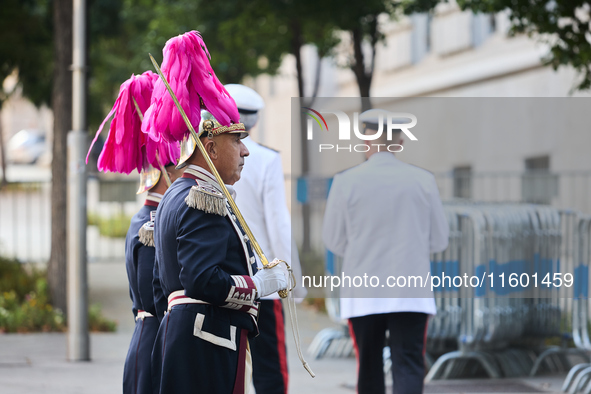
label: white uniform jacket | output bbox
[322,152,449,319]
[234,137,306,300]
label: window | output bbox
[472,13,494,48]
[453,166,472,199]
[411,13,431,64]
[490,14,497,33]
[522,155,558,204]
[525,156,550,171]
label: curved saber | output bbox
[148,54,287,295]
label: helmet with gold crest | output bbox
[141,31,246,170]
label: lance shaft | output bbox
[148,54,276,272]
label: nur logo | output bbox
[302,107,329,135]
[302,108,418,153]
[302,108,417,141]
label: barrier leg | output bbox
[563,364,591,392]
[569,366,591,394]
[425,351,502,382]
[531,347,561,376]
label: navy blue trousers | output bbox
[151,304,249,394]
[349,312,428,394]
[250,299,288,394]
[123,316,160,394]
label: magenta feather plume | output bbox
[86,71,180,174]
[141,31,240,143]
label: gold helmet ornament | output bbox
[176,110,247,169]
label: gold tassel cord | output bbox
[149,54,314,377]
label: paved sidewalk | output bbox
[0,261,569,393]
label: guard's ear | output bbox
[203,138,217,160]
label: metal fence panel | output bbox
[0,179,141,263]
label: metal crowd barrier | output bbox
[426,203,569,380]
[308,203,591,382]
[559,214,591,394]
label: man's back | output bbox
[323,152,449,318]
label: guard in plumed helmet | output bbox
[86,71,182,394]
[123,160,182,394]
[142,31,288,394]
[226,83,307,394]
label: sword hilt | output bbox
[263,259,293,298]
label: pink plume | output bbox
[142,31,240,143]
[87,70,180,174]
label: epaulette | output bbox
[138,210,157,247]
[138,221,155,247]
[185,181,227,216]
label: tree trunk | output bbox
[351,27,373,111]
[0,116,6,190]
[292,20,305,99]
[48,0,72,314]
[291,21,312,254]
[311,51,322,99]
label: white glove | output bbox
[252,259,289,298]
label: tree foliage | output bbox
[4,0,591,127]
[316,0,438,99]
[322,0,391,99]
[87,0,299,129]
[0,0,52,106]
[457,0,591,90]
[85,0,341,128]
[406,0,591,91]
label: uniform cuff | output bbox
[225,275,257,306]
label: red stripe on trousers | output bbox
[233,329,248,394]
[273,299,289,393]
[347,320,360,393]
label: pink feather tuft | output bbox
[87,70,180,174]
[141,31,240,143]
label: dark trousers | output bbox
[348,312,428,394]
[151,304,249,394]
[124,317,159,394]
[250,299,289,394]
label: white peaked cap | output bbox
[360,109,411,129]
[225,84,265,112]
[359,109,389,126]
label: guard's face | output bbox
[210,133,249,185]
